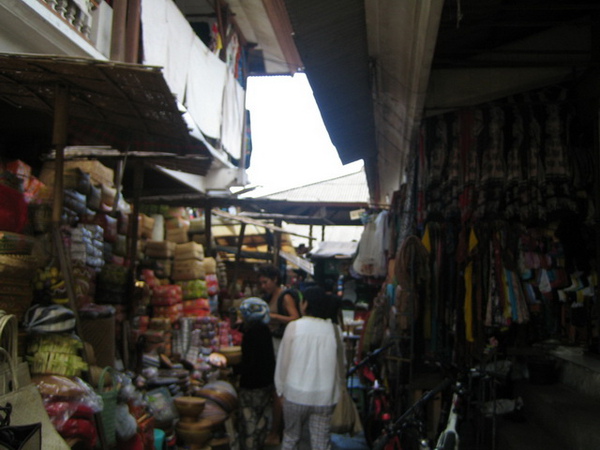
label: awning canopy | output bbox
[0,53,213,174]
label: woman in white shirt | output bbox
[274,286,342,449]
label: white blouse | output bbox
[274,316,342,406]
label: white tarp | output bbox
[185,39,227,139]
[311,241,358,259]
[141,0,242,142]
[221,71,245,159]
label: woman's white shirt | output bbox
[274,316,341,406]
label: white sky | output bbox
[244,74,365,246]
[245,73,346,191]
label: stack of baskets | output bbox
[0,232,37,320]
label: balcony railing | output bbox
[40,0,98,39]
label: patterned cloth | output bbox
[237,386,273,450]
[240,297,270,324]
[281,399,335,450]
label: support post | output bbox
[51,85,69,225]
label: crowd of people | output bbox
[236,263,345,450]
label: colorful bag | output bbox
[330,324,363,435]
[0,404,41,450]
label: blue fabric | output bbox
[240,297,270,324]
[331,432,369,449]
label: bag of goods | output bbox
[145,240,176,259]
[176,279,207,299]
[27,333,88,377]
[166,227,188,244]
[140,214,155,239]
[34,374,103,448]
[152,285,183,306]
[205,274,219,296]
[172,259,205,281]
[153,304,183,323]
[203,257,217,274]
[183,298,210,317]
[175,241,204,261]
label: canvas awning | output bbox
[0,53,212,167]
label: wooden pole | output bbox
[125,0,141,63]
[51,85,69,225]
[111,0,128,62]
[231,222,246,297]
[205,200,213,256]
[273,219,282,267]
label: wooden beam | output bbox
[212,208,313,239]
[51,85,68,225]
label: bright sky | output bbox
[244,73,347,192]
[243,74,366,246]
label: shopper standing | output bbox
[257,263,301,446]
[237,298,275,450]
[274,286,342,449]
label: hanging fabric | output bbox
[352,211,389,278]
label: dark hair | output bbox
[257,264,281,284]
[303,286,336,320]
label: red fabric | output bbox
[0,184,28,232]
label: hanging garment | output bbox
[352,211,389,278]
[394,235,430,332]
[464,227,479,342]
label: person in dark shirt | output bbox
[237,297,276,449]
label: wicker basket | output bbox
[0,255,39,278]
[0,232,34,255]
[97,367,118,447]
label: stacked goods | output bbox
[27,333,88,377]
[172,242,205,282]
[71,261,97,309]
[152,285,183,323]
[144,240,176,279]
[70,224,104,269]
[139,214,155,239]
[175,241,204,260]
[4,159,47,205]
[96,263,129,305]
[33,264,68,306]
[34,374,103,448]
[145,240,176,258]
[182,298,210,317]
[39,160,115,188]
[63,189,87,217]
[172,259,205,281]
[0,232,37,319]
[165,207,190,244]
[0,181,28,233]
[176,279,208,299]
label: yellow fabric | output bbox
[464,262,474,342]
[468,227,478,252]
[464,228,478,342]
[421,225,432,252]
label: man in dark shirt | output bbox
[237,298,275,449]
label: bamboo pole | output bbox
[51,85,68,225]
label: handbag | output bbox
[0,313,30,395]
[0,348,69,450]
[0,404,41,450]
[331,324,363,435]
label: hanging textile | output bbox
[352,211,389,278]
[463,227,479,342]
[394,235,430,333]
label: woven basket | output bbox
[0,232,34,255]
[97,367,118,447]
[0,255,39,278]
